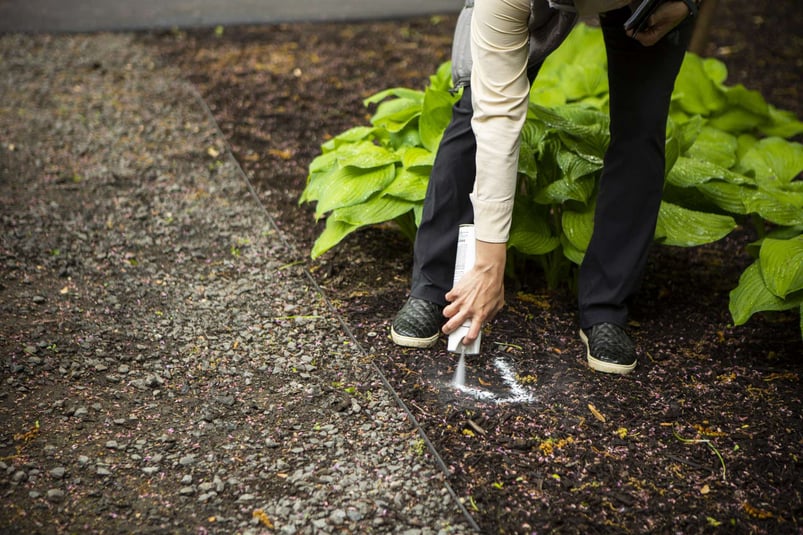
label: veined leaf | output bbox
[336,141,399,169]
[687,126,738,168]
[654,201,736,246]
[520,119,549,151]
[508,199,560,256]
[364,87,424,106]
[429,61,454,92]
[389,123,422,149]
[530,105,609,163]
[561,234,585,265]
[697,180,751,215]
[310,195,417,259]
[667,156,751,188]
[562,202,595,252]
[670,115,704,155]
[707,109,768,139]
[729,262,803,326]
[420,86,458,152]
[381,168,429,202]
[413,204,424,227]
[674,54,727,116]
[558,150,602,181]
[370,97,422,133]
[703,56,729,85]
[536,24,607,101]
[329,195,416,227]
[722,83,769,115]
[762,106,803,138]
[400,146,435,170]
[759,236,803,298]
[311,217,357,259]
[541,63,607,102]
[307,150,338,175]
[743,187,803,226]
[321,126,380,152]
[530,86,568,108]
[534,175,595,205]
[519,147,538,179]
[738,137,803,183]
[310,164,396,218]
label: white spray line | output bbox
[452,356,535,405]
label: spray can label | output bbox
[447,224,481,355]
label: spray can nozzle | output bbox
[447,224,481,355]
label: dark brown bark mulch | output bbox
[140,2,802,532]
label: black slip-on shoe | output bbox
[390,297,444,348]
[579,322,637,375]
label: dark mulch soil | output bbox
[141,2,802,532]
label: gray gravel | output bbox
[0,33,473,533]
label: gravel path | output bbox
[0,33,473,534]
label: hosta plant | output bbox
[301,24,803,338]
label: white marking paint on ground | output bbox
[452,356,535,405]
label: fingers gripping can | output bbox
[447,224,481,355]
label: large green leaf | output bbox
[389,123,422,149]
[759,236,803,298]
[364,87,424,106]
[530,104,609,163]
[535,24,607,102]
[310,195,417,258]
[722,83,769,114]
[666,156,751,188]
[700,83,772,134]
[308,164,396,218]
[321,126,380,152]
[686,126,738,168]
[560,234,585,265]
[697,180,750,215]
[671,115,704,155]
[429,61,454,92]
[743,189,803,226]
[307,150,338,176]
[419,86,457,152]
[334,141,398,169]
[654,201,736,246]
[311,217,357,259]
[329,195,415,227]
[400,146,435,170]
[508,199,560,256]
[558,149,603,181]
[381,167,429,202]
[738,137,803,183]
[535,175,595,205]
[762,106,803,138]
[562,202,595,252]
[729,262,803,326]
[674,54,727,116]
[369,97,422,133]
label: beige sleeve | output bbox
[469,0,532,244]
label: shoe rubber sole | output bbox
[391,326,439,348]
[579,329,637,375]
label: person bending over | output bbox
[390,0,698,374]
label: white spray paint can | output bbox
[447,224,481,355]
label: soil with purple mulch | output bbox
[145,3,799,532]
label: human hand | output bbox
[627,1,691,46]
[442,240,507,346]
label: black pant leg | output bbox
[578,9,693,329]
[410,87,477,306]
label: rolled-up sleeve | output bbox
[470,0,531,243]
